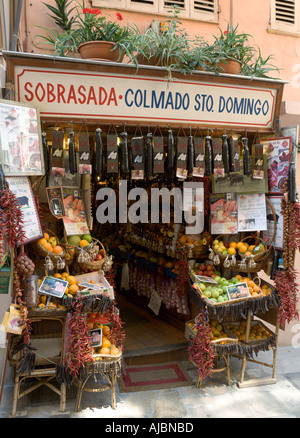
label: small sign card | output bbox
[88,328,103,348]
[39,276,69,299]
[148,290,162,316]
[226,282,250,300]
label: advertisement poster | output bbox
[7,176,43,244]
[237,194,267,232]
[62,188,89,236]
[46,187,65,219]
[259,137,291,193]
[0,100,44,176]
[210,193,238,235]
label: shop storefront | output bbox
[0,51,298,415]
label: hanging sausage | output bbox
[94,128,104,179]
[68,131,77,175]
[167,128,175,174]
[187,133,195,176]
[120,130,129,178]
[205,135,213,176]
[222,134,230,174]
[42,132,50,176]
[242,137,251,176]
[145,132,153,178]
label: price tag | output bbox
[148,290,162,316]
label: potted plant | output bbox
[38,0,137,63]
[210,23,255,74]
[184,36,215,73]
[133,7,193,79]
[240,48,280,79]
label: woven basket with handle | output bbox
[76,238,107,271]
[33,229,66,261]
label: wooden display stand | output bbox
[8,311,67,417]
[74,355,122,412]
[237,307,280,388]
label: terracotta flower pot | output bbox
[219,58,242,75]
[78,41,124,62]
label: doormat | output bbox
[118,362,194,393]
[285,373,300,392]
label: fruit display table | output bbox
[187,279,280,388]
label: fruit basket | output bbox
[212,235,238,260]
[76,238,107,271]
[92,346,122,362]
[185,319,239,345]
[224,320,275,345]
[33,229,66,262]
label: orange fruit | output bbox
[101,337,111,348]
[54,273,62,278]
[228,247,236,256]
[235,274,242,281]
[44,232,50,240]
[99,347,110,355]
[68,276,77,285]
[102,326,110,336]
[39,237,48,247]
[248,280,255,288]
[236,242,243,249]
[44,242,53,252]
[239,244,248,254]
[80,239,89,248]
[69,284,79,295]
[87,322,94,330]
[110,346,120,356]
[249,245,255,252]
[53,245,63,255]
[229,241,237,249]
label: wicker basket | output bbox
[184,319,238,344]
[193,283,263,307]
[33,229,66,261]
[224,320,275,344]
[212,235,238,260]
[92,348,122,361]
[76,238,107,271]
[62,243,76,266]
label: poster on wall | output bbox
[237,194,267,232]
[6,176,43,245]
[210,193,238,235]
[259,137,292,193]
[62,188,89,236]
[46,187,66,219]
[0,100,44,176]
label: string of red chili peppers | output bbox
[0,186,29,326]
[188,312,215,382]
[65,299,94,378]
[274,184,300,326]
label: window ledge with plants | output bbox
[36,1,281,80]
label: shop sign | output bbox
[15,66,277,129]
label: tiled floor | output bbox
[116,293,188,364]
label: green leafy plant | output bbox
[42,0,77,31]
[211,23,255,72]
[133,7,193,78]
[241,48,280,78]
[37,0,138,62]
[184,37,214,73]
